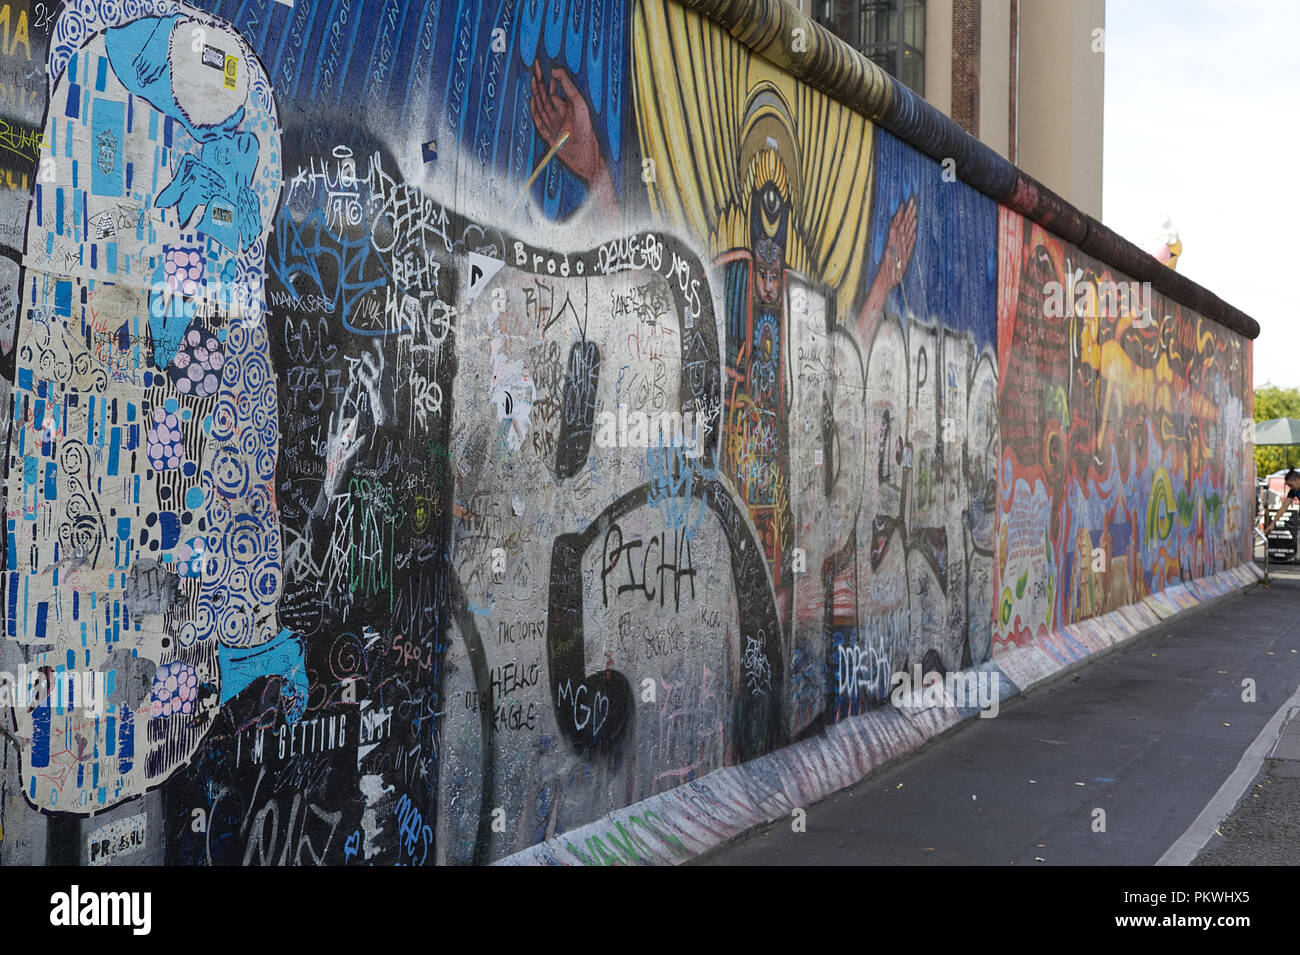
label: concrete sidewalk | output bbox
[699,565,1300,865]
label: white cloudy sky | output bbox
[1102,0,1300,390]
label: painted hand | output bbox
[234,186,262,247]
[129,17,172,88]
[356,340,388,428]
[529,62,605,186]
[882,196,918,290]
[156,153,229,227]
[858,196,920,343]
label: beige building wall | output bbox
[978,0,1011,158]
[925,0,954,114]
[1016,0,1104,217]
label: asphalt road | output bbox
[699,563,1300,866]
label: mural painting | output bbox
[0,0,1252,866]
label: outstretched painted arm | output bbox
[856,197,918,347]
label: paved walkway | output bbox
[700,563,1300,865]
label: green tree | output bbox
[1254,383,1300,476]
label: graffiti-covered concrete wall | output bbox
[993,209,1253,649]
[0,0,1255,866]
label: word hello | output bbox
[889,665,1001,718]
[593,404,703,458]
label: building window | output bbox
[815,0,925,96]
[902,0,925,95]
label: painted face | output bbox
[753,231,785,306]
[754,257,783,306]
[747,154,790,310]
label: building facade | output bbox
[794,0,1104,217]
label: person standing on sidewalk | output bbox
[1263,469,1300,535]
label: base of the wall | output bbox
[495,562,1264,866]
